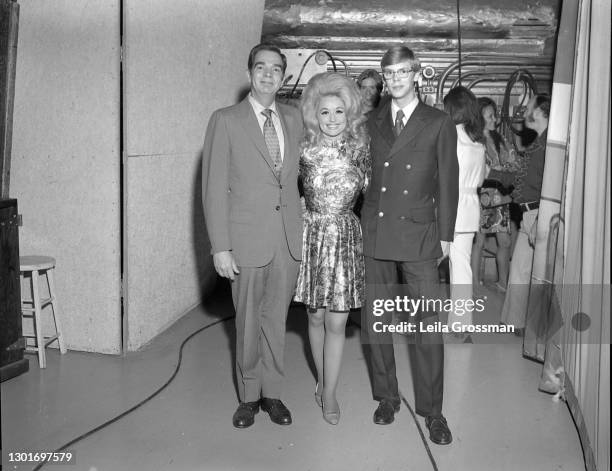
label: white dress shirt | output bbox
[391,96,419,127]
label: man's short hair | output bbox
[247,43,287,74]
[380,46,420,72]
[533,94,551,119]
[356,69,383,93]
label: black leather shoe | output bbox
[232,401,259,428]
[260,398,292,425]
[373,399,400,425]
[425,415,453,445]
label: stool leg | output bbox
[31,270,46,368]
[46,268,67,354]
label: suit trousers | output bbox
[231,220,299,403]
[448,232,476,327]
[501,209,537,328]
[364,256,444,417]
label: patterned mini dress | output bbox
[294,139,371,311]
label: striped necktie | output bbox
[261,109,282,179]
[394,109,405,137]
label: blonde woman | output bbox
[294,72,370,425]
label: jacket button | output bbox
[384,162,389,167]
[399,215,406,220]
[378,212,384,217]
[381,187,387,192]
[403,189,408,195]
[275,205,280,211]
[406,164,412,170]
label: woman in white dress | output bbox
[443,86,487,332]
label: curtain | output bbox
[526,1,610,470]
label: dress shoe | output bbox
[425,415,453,445]
[232,401,259,428]
[260,398,292,425]
[315,382,323,408]
[373,399,400,425]
[322,397,340,425]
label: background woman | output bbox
[294,72,370,424]
[443,86,487,332]
[355,68,383,114]
[471,97,519,291]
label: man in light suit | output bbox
[202,44,303,428]
[361,46,458,444]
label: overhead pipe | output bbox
[448,70,551,90]
[436,59,551,104]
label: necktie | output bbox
[394,109,405,137]
[261,109,282,179]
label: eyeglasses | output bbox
[382,69,416,80]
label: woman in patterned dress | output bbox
[471,97,520,291]
[294,72,370,425]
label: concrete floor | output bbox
[2,281,585,471]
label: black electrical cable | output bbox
[289,51,317,98]
[346,318,439,471]
[288,50,339,99]
[500,69,539,151]
[400,391,439,471]
[32,315,235,471]
[456,0,462,86]
[35,316,440,471]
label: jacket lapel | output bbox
[277,106,295,181]
[374,100,396,151]
[389,102,429,157]
[237,98,276,173]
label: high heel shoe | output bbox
[322,398,340,425]
[315,383,323,408]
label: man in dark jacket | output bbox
[361,45,459,445]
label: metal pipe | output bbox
[436,59,552,103]
[466,77,510,89]
[449,70,551,90]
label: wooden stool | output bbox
[20,256,67,368]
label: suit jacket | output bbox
[361,100,459,261]
[202,97,303,267]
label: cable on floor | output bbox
[34,314,439,471]
[399,390,439,471]
[347,317,439,471]
[32,315,236,471]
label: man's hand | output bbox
[437,240,451,265]
[213,250,240,281]
[440,240,451,258]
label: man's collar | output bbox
[391,96,418,117]
[249,93,278,114]
[537,127,548,140]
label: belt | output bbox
[519,201,540,212]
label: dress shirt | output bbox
[391,96,419,128]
